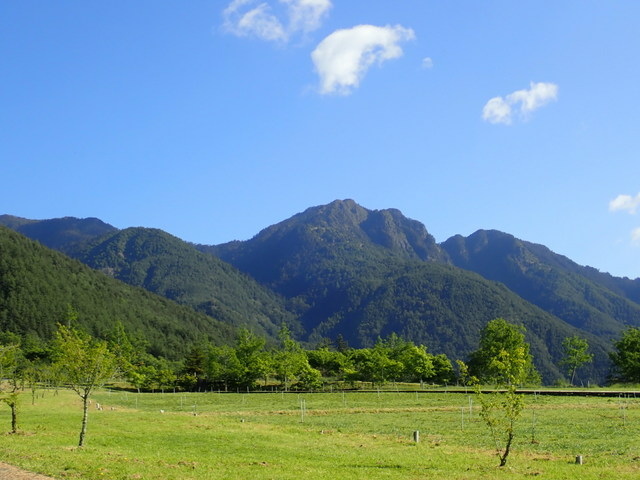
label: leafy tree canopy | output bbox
[609,327,640,383]
[560,336,593,385]
[469,318,540,386]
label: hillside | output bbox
[0,226,234,359]
[0,214,117,252]
[441,230,640,339]
[0,216,298,340]
[73,227,296,338]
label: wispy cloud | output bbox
[609,193,640,214]
[609,193,640,248]
[222,0,332,42]
[421,57,433,69]
[482,97,512,125]
[311,24,415,95]
[286,0,332,34]
[482,81,559,125]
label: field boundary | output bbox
[217,388,640,397]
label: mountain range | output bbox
[2,199,639,384]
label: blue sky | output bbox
[1,1,639,278]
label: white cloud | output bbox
[222,0,331,42]
[508,82,558,114]
[482,81,559,125]
[609,194,640,248]
[609,193,640,214]
[311,24,416,95]
[228,2,287,41]
[482,97,513,125]
[421,57,433,69]
[284,0,332,34]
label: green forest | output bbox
[0,226,235,359]
[2,200,640,389]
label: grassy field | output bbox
[0,388,638,479]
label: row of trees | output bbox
[2,316,640,452]
[3,320,639,401]
[180,327,456,393]
[183,323,640,393]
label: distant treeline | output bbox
[3,318,638,396]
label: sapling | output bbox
[53,325,117,447]
[468,319,539,467]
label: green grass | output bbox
[0,388,638,479]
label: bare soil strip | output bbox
[0,462,55,480]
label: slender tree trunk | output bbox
[10,401,18,434]
[7,393,18,433]
[500,430,514,466]
[79,394,89,447]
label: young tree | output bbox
[0,342,22,433]
[610,327,640,383]
[53,325,117,447]
[477,379,524,467]
[560,336,593,385]
[22,360,43,406]
[469,318,538,467]
[468,318,539,385]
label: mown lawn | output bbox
[0,388,638,479]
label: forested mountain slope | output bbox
[200,199,448,288]
[73,227,296,338]
[0,226,234,359]
[0,214,117,252]
[441,230,640,339]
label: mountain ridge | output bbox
[441,229,640,339]
[2,199,638,384]
[0,214,117,252]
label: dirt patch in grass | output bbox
[0,462,55,480]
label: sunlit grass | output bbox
[0,388,638,479]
